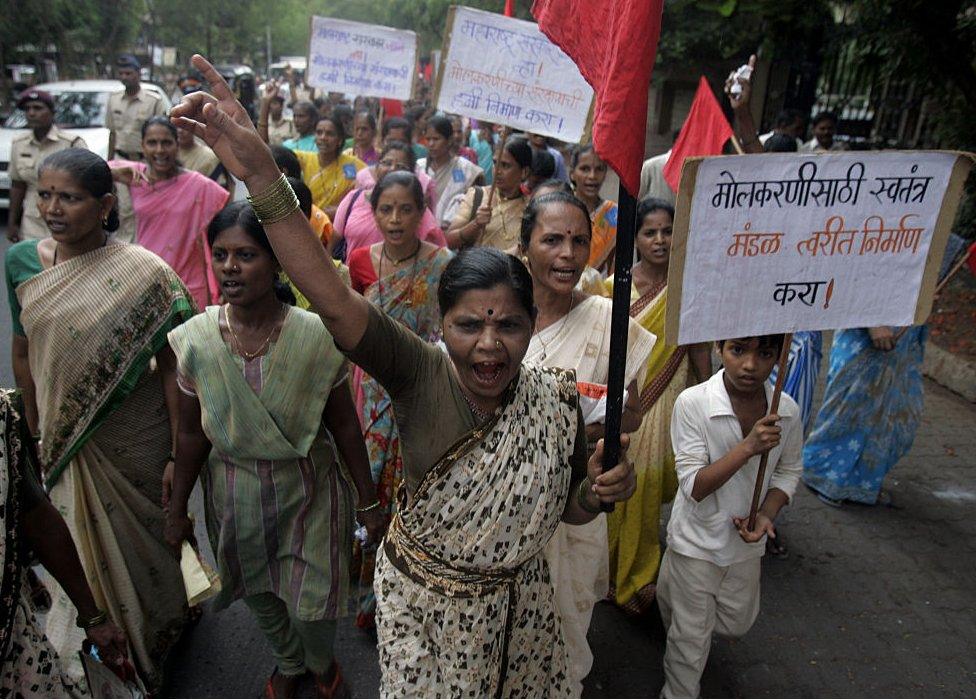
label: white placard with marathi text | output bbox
[666,151,967,345]
[436,6,594,142]
[307,16,416,100]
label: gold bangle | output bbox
[356,500,381,514]
[246,173,300,225]
[577,477,602,514]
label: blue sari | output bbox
[802,326,927,504]
[769,330,823,433]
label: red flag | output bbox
[662,76,734,191]
[504,0,514,16]
[533,0,663,195]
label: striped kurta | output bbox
[168,306,354,621]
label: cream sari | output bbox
[375,365,579,698]
[525,295,655,693]
[17,243,194,692]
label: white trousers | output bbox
[657,549,761,698]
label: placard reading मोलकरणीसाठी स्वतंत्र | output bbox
[665,151,974,345]
[434,5,594,143]
[307,16,417,100]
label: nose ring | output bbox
[495,340,502,349]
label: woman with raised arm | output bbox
[173,55,636,698]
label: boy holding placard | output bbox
[658,335,803,698]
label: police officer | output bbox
[7,90,88,242]
[105,54,167,160]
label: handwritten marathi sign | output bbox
[665,152,973,345]
[435,6,594,142]
[307,16,416,100]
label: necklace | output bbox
[53,232,107,265]
[381,240,421,265]
[226,304,281,361]
[533,292,577,362]
[377,242,423,308]
[461,389,493,423]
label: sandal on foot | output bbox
[265,668,302,699]
[313,662,346,699]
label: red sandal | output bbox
[313,662,345,699]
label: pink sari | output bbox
[111,161,229,310]
[334,188,446,257]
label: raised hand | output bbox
[725,53,757,112]
[170,55,276,183]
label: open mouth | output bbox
[551,267,577,283]
[221,280,244,293]
[45,220,67,233]
[472,361,505,386]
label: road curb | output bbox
[924,341,976,403]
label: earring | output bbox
[521,255,529,264]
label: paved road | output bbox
[3,217,975,697]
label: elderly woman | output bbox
[172,54,636,698]
[518,191,656,694]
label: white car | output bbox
[0,80,171,209]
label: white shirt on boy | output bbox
[668,369,803,567]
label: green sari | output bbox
[168,305,354,620]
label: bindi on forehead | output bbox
[487,308,493,316]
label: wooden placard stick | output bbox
[746,332,793,531]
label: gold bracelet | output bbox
[246,173,300,225]
[356,500,381,514]
[76,609,109,630]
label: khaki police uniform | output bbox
[9,125,88,239]
[105,88,167,159]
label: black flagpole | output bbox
[600,180,638,513]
